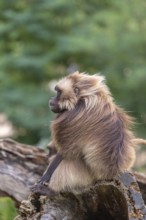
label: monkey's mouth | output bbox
[50,106,66,114]
[49,99,66,114]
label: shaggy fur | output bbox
[49,71,136,192]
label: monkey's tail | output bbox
[133,138,146,146]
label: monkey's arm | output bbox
[31,153,63,195]
[38,153,63,184]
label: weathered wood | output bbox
[135,172,146,205]
[0,138,48,204]
[0,138,146,220]
[14,172,146,220]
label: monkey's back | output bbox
[51,98,136,179]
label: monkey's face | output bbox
[49,86,63,113]
[49,77,79,113]
[49,71,108,113]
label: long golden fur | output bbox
[48,71,137,192]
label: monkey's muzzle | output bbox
[49,98,61,113]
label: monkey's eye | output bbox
[74,87,79,96]
[54,86,62,99]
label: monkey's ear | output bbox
[73,86,80,96]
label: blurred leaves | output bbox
[0,0,146,144]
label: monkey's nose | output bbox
[49,99,55,107]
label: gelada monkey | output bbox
[31,71,146,195]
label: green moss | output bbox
[0,197,17,220]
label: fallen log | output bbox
[0,138,47,204]
[0,138,146,220]
[14,172,146,220]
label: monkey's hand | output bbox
[30,153,63,196]
[30,182,55,196]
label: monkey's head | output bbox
[49,71,111,113]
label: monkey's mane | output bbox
[51,72,136,178]
[57,72,112,112]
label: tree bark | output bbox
[0,138,146,220]
[0,138,47,205]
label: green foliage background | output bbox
[0,0,146,219]
[0,198,17,220]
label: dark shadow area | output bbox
[85,185,129,220]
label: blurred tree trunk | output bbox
[0,139,146,220]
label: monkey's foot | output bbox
[30,182,55,196]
